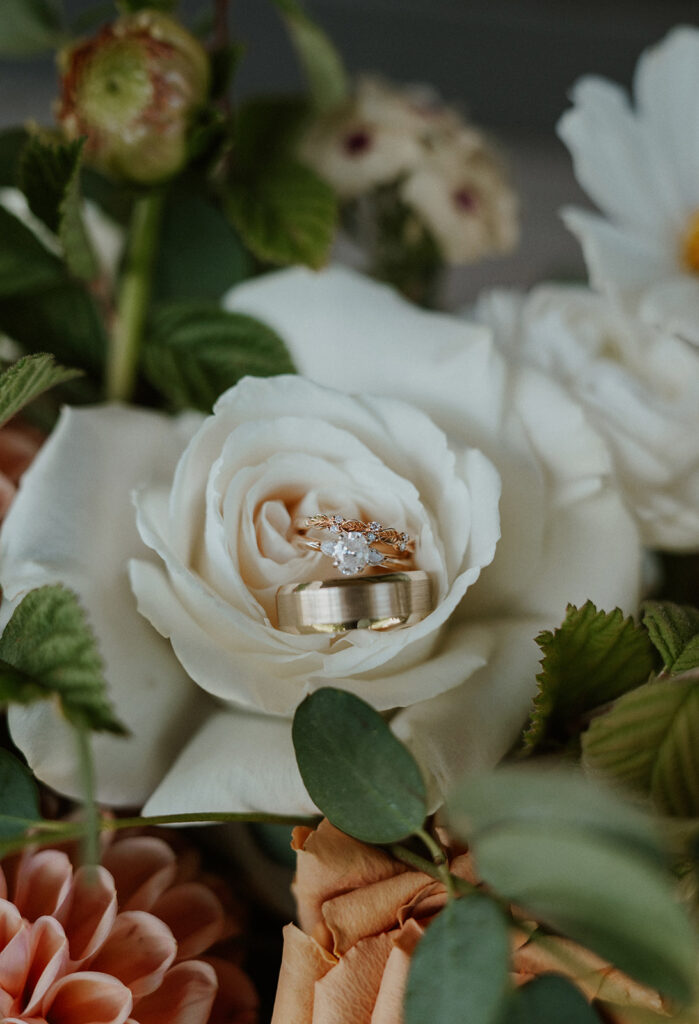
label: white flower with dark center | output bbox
[400,135,519,264]
[557,26,699,345]
[0,268,641,817]
[474,283,699,551]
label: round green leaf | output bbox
[292,687,427,843]
[0,749,40,840]
[404,895,510,1024]
[503,975,600,1024]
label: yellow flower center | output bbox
[682,209,699,273]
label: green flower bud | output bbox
[57,10,210,184]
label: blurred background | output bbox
[2,0,698,303]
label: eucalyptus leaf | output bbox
[0,206,65,299]
[0,280,107,376]
[268,0,348,111]
[0,585,128,735]
[643,602,699,675]
[292,687,427,844]
[523,602,656,754]
[582,673,699,817]
[502,975,600,1024]
[225,159,336,268]
[404,896,510,1024]
[0,749,41,840]
[19,136,99,280]
[0,0,64,56]
[0,353,81,429]
[143,303,294,412]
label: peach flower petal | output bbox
[58,866,118,963]
[293,821,406,948]
[271,924,336,1024]
[323,873,438,956]
[312,932,394,1024]
[0,424,44,483]
[101,838,178,913]
[22,916,69,1016]
[150,882,225,961]
[0,474,16,521]
[371,919,424,1024]
[89,911,177,1000]
[131,959,218,1024]
[205,956,259,1024]
[42,970,133,1024]
[0,900,29,1000]
[13,850,73,921]
[0,866,7,900]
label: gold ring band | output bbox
[276,571,432,635]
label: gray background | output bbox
[2,0,697,303]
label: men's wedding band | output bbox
[276,571,432,635]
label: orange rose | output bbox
[0,420,43,523]
[272,819,670,1024]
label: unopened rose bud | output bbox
[57,10,210,184]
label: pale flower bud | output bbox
[57,10,210,184]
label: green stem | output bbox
[417,827,455,899]
[75,728,99,869]
[106,190,165,402]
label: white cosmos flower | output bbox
[557,26,699,345]
[0,268,641,816]
[474,284,699,551]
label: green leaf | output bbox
[292,687,427,844]
[268,0,348,111]
[142,303,295,412]
[152,185,250,302]
[233,96,310,171]
[19,136,99,280]
[643,601,699,675]
[583,672,699,817]
[404,896,510,1024]
[0,0,64,56]
[502,976,600,1024]
[0,127,30,187]
[446,768,696,1003]
[116,0,175,11]
[0,353,81,429]
[523,602,656,754]
[0,749,41,840]
[0,280,107,376]
[0,206,66,299]
[0,585,128,735]
[225,159,336,269]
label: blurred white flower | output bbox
[400,134,519,264]
[474,283,699,550]
[558,26,699,345]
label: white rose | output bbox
[1,268,641,816]
[474,284,699,551]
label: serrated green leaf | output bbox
[268,0,348,111]
[0,205,65,298]
[404,896,510,1024]
[446,767,696,1003]
[643,602,699,675]
[0,0,64,56]
[225,159,336,268]
[583,673,699,817]
[0,353,81,429]
[19,136,99,280]
[523,602,656,755]
[292,687,427,844]
[152,185,250,303]
[0,585,128,735]
[0,280,107,376]
[0,749,41,840]
[502,975,600,1024]
[142,303,294,412]
[0,127,30,186]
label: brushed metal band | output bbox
[276,571,432,635]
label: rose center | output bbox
[682,209,699,273]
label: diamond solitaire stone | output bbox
[321,531,382,575]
